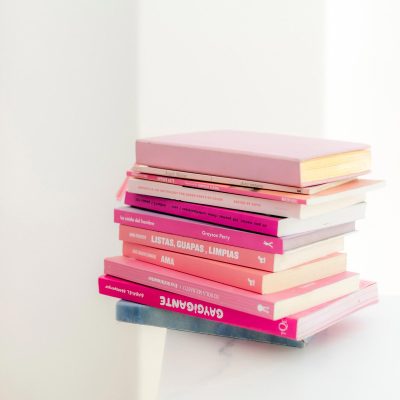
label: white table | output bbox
[156,296,400,400]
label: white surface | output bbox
[0,1,139,399]
[157,297,400,400]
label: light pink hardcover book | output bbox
[127,178,366,219]
[99,275,377,340]
[104,256,360,320]
[135,131,370,187]
[133,172,382,206]
[119,225,345,272]
[114,206,357,254]
[123,242,347,294]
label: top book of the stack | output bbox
[135,131,370,188]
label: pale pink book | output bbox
[133,172,382,205]
[127,178,367,219]
[104,256,360,320]
[135,131,370,187]
[132,164,354,194]
[123,242,347,294]
[98,275,378,340]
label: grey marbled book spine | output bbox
[116,300,308,348]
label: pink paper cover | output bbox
[124,192,281,236]
[119,225,280,271]
[123,242,344,294]
[136,131,369,187]
[132,172,382,206]
[99,275,376,340]
[115,207,284,254]
[103,255,359,320]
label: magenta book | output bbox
[124,192,365,237]
[136,130,370,187]
[104,255,360,320]
[99,275,377,340]
[125,192,281,236]
[115,206,357,254]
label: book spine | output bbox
[123,242,266,293]
[114,208,284,254]
[128,179,300,218]
[98,275,299,339]
[125,192,281,236]
[119,225,277,271]
[133,172,306,204]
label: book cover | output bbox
[123,242,347,294]
[103,255,360,320]
[136,131,370,187]
[99,275,377,340]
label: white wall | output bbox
[0,1,139,399]
[324,0,400,294]
[137,0,325,137]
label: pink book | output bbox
[119,225,345,272]
[127,178,366,218]
[124,193,365,237]
[115,206,357,254]
[132,172,382,206]
[123,242,347,294]
[98,275,378,340]
[135,131,370,187]
[132,164,355,195]
[104,255,360,320]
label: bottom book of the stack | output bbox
[116,300,309,348]
[99,274,377,341]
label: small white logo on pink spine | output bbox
[278,319,289,335]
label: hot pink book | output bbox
[135,131,370,187]
[124,193,365,237]
[99,275,377,340]
[104,255,360,320]
[115,206,357,254]
[123,242,347,294]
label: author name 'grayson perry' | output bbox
[150,235,239,260]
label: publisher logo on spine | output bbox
[278,319,289,335]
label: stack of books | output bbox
[99,131,382,347]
